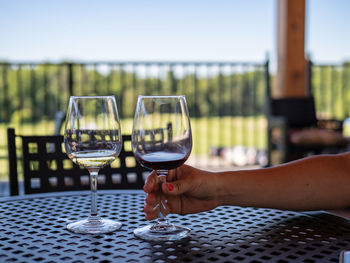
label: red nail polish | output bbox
[166,183,173,191]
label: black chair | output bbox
[267,96,348,166]
[7,128,150,195]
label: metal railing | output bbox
[1,60,349,184]
[0,61,269,181]
[310,61,350,120]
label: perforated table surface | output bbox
[0,190,349,263]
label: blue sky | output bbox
[0,0,349,63]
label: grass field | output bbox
[0,116,267,180]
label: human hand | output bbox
[143,164,219,220]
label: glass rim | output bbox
[70,95,116,99]
[138,95,185,98]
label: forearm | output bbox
[215,153,350,211]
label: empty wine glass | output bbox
[132,95,192,241]
[64,96,122,234]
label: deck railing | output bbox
[310,62,350,120]
[1,60,349,182]
[0,61,269,181]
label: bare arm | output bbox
[217,153,350,211]
[143,153,350,219]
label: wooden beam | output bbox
[276,0,307,98]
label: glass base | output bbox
[134,223,190,241]
[67,216,122,234]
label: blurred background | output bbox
[1,0,350,183]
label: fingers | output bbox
[143,165,184,193]
[161,178,191,196]
[143,171,158,193]
[144,191,178,220]
[144,191,158,219]
[142,166,192,220]
[165,168,178,182]
[142,170,176,220]
[145,192,157,206]
[143,178,190,220]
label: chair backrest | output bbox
[7,128,150,195]
[269,97,318,129]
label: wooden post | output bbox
[276,0,307,98]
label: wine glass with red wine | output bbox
[132,95,192,241]
[64,96,122,234]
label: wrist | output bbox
[214,171,239,206]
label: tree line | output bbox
[0,63,268,124]
[1,62,349,126]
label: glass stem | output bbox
[89,169,99,217]
[156,170,170,225]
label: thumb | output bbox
[162,178,191,195]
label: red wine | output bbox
[135,152,189,170]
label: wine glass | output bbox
[132,95,192,241]
[64,96,122,234]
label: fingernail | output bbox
[166,183,173,191]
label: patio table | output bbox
[0,190,349,263]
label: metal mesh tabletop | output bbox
[0,190,349,263]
